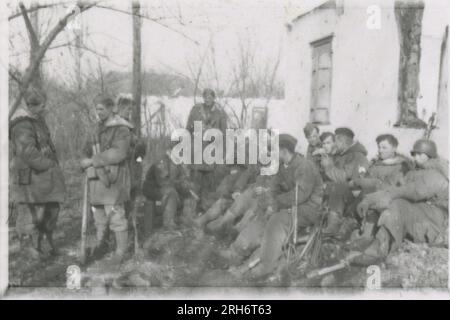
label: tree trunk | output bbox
[394,0,426,128]
[132,1,142,138]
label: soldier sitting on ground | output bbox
[216,165,276,266]
[319,127,370,235]
[354,139,448,265]
[232,134,324,279]
[142,141,198,232]
[304,123,322,169]
[192,157,248,233]
[206,147,276,234]
[348,134,412,242]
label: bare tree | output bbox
[9,1,97,119]
[132,1,142,138]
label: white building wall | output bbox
[286,0,449,159]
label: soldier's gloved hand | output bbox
[357,200,370,218]
[266,205,275,215]
[80,158,93,169]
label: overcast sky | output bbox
[9,0,294,89]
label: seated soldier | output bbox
[304,123,322,169]
[355,139,448,265]
[142,143,197,232]
[217,170,275,266]
[349,134,412,240]
[311,131,337,179]
[225,134,324,276]
[192,160,248,231]
[319,127,369,234]
[206,155,274,233]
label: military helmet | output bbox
[411,139,437,158]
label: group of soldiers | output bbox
[10,86,449,281]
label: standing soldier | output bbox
[186,88,227,210]
[80,94,133,265]
[115,96,146,220]
[10,88,66,258]
[355,139,448,265]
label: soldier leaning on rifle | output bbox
[348,134,412,242]
[10,88,66,259]
[354,139,448,265]
[80,94,133,265]
[142,142,198,231]
[186,88,228,210]
[319,127,370,235]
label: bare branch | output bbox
[9,2,98,119]
[9,3,64,21]
[19,2,39,49]
[95,4,200,45]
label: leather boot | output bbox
[91,225,108,260]
[45,231,59,256]
[352,227,391,266]
[27,232,43,259]
[322,211,342,235]
[162,195,178,230]
[110,230,128,265]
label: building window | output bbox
[310,36,333,124]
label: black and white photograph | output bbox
[0,0,449,300]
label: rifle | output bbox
[293,182,299,245]
[424,112,436,140]
[80,175,89,265]
[306,251,362,279]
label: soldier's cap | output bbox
[278,133,297,153]
[334,127,355,140]
[303,122,319,138]
[24,87,47,105]
[116,95,134,107]
[94,93,115,108]
[202,88,216,98]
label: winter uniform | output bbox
[142,152,196,230]
[358,158,448,253]
[320,141,369,233]
[253,153,324,275]
[84,115,133,261]
[306,142,323,170]
[194,164,249,230]
[186,102,227,206]
[10,106,66,256]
